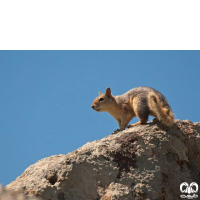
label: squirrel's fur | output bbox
[91,87,175,131]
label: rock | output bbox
[5,120,200,200]
[0,185,41,200]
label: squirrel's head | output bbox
[91,87,114,112]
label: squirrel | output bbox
[91,86,175,133]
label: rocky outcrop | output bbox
[5,120,200,200]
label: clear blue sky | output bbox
[0,51,200,186]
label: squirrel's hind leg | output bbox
[128,98,149,128]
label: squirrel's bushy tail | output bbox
[148,93,175,127]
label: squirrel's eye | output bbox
[99,98,104,102]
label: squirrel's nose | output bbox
[91,105,95,109]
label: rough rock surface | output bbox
[5,120,200,200]
[0,185,40,200]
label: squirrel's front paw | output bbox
[112,129,121,134]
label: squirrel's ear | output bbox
[105,87,112,98]
[99,91,103,95]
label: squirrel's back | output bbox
[116,87,170,108]
[116,86,174,127]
